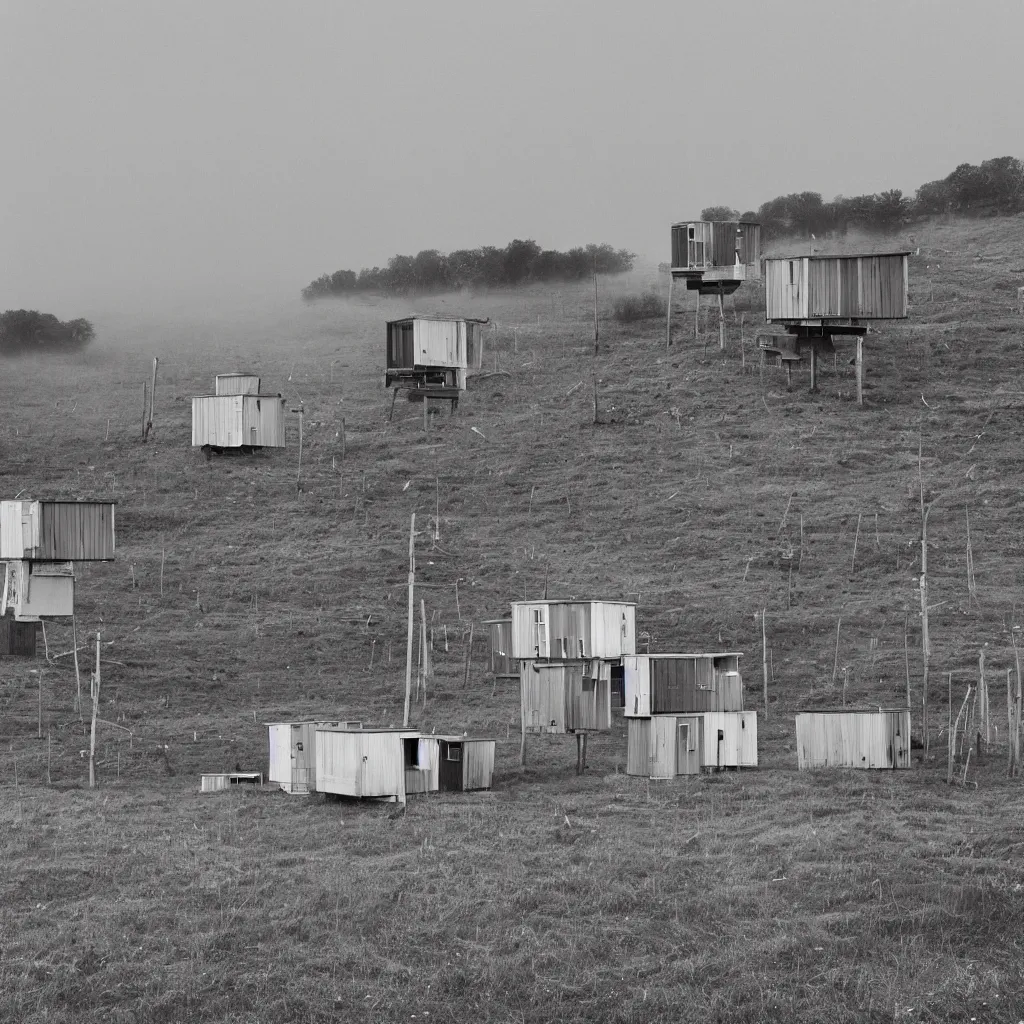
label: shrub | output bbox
[0,310,94,354]
[613,292,664,323]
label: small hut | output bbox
[215,373,261,396]
[482,618,517,678]
[0,612,37,656]
[520,660,612,735]
[622,653,743,717]
[626,711,758,776]
[192,393,287,451]
[266,720,362,794]
[385,315,487,399]
[435,736,496,792]
[1,500,115,561]
[315,727,418,804]
[795,709,911,769]
[509,600,636,661]
[1,561,75,620]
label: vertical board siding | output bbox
[702,711,758,768]
[650,716,676,779]
[240,396,286,447]
[672,221,760,270]
[315,730,408,802]
[487,620,516,675]
[795,711,910,769]
[3,561,75,619]
[462,740,495,790]
[0,501,115,560]
[626,719,651,776]
[416,319,462,367]
[766,254,908,321]
[192,395,243,446]
[0,613,37,656]
[627,655,744,716]
[215,374,261,396]
[511,601,636,659]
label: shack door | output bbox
[439,741,463,791]
[687,222,711,268]
[650,716,675,779]
[676,716,702,775]
[291,725,312,791]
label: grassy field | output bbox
[2,215,1024,1022]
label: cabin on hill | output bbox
[266,720,362,794]
[215,373,261,396]
[623,653,743,717]
[520,660,612,735]
[385,315,488,412]
[509,599,636,661]
[482,618,517,678]
[795,708,911,769]
[1,500,115,561]
[2,561,75,620]
[667,220,761,348]
[192,391,287,452]
[760,250,911,396]
[0,611,37,656]
[627,711,758,777]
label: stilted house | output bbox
[192,391,287,451]
[795,708,911,769]
[1,500,115,561]
[482,618,517,678]
[762,251,911,392]
[1,561,75,620]
[266,720,362,794]
[385,315,487,405]
[215,373,261,396]
[315,727,419,804]
[0,611,37,657]
[623,653,743,717]
[627,710,758,776]
[667,220,761,347]
[509,600,636,661]
[521,660,612,735]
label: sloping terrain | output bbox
[1,216,1023,1022]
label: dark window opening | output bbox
[581,678,596,693]
[446,744,462,762]
[403,738,420,769]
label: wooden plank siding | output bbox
[671,221,761,276]
[795,710,910,769]
[0,612,37,656]
[483,619,517,676]
[510,600,636,660]
[623,654,743,717]
[315,728,414,804]
[266,721,361,794]
[765,253,909,321]
[520,660,611,734]
[214,374,261,396]
[192,395,286,448]
[626,715,705,778]
[702,711,758,768]
[2,561,75,620]
[1,500,115,561]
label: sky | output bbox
[2,0,1023,315]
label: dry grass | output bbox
[1,215,1024,1021]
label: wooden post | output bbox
[293,408,304,489]
[694,291,700,342]
[463,622,474,689]
[946,671,953,784]
[1008,669,1016,777]
[665,274,674,351]
[148,357,159,436]
[89,632,100,788]
[903,613,911,738]
[47,729,51,786]
[420,598,428,707]
[403,514,415,728]
[761,609,769,716]
[141,382,148,439]
[37,668,43,739]
[388,389,398,422]
[809,345,818,391]
[718,288,726,351]
[72,613,82,722]
[920,504,931,756]
[423,396,429,432]
[855,338,863,406]
[576,733,584,775]
[593,269,599,354]
[520,672,528,766]
[979,648,988,749]
[582,732,588,773]
[831,617,842,688]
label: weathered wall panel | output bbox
[795,710,910,769]
[215,374,261,396]
[0,613,37,656]
[1,501,115,561]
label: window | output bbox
[688,227,695,240]
[446,744,462,762]
[789,261,796,286]
[577,638,585,658]
[532,608,548,657]
[403,738,421,769]
[581,677,596,693]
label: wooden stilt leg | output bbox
[582,733,588,773]
[809,346,818,392]
[388,388,399,421]
[856,337,864,407]
[576,733,583,775]
[666,274,674,351]
[718,288,725,351]
[694,291,700,342]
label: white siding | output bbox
[702,711,758,768]
[315,730,409,803]
[193,395,286,448]
[415,319,463,368]
[215,374,261,396]
[623,655,651,717]
[2,561,75,620]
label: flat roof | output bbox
[672,219,760,227]
[432,735,496,743]
[767,250,912,261]
[193,393,284,400]
[796,708,911,715]
[215,372,259,376]
[263,720,359,726]
[481,618,512,625]
[2,498,117,505]
[630,652,743,659]
[510,599,636,607]
[316,726,418,734]
[387,314,490,325]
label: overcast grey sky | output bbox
[2,0,1022,314]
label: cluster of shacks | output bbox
[0,500,116,655]
[266,721,495,805]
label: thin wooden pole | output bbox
[519,668,528,766]
[921,504,931,756]
[295,409,304,490]
[463,623,474,689]
[761,609,769,716]
[979,648,988,748]
[855,338,863,406]
[809,345,818,391]
[831,617,842,688]
[1008,668,1016,777]
[665,274,674,351]
[718,288,726,351]
[694,291,700,342]
[946,672,954,785]
[420,598,428,707]
[148,356,159,436]
[72,614,82,722]
[89,632,100,787]
[851,513,862,571]
[141,382,148,439]
[403,514,415,728]
[37,668,43,739]
[593,268,599,354]
[903,613,911,737]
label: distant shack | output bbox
[795,709,911,769]
[192,390,287,452]
[215,373,261,396]
[266,720,362,794]
[1,500,115,561]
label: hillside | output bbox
[1,215,1024,1022]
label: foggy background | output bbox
[2,0,1022,318]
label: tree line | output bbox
[702,155,1024,239]
[0,310,95,355]
[302,240,635,300]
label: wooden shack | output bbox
[215,373,261,396]
[191,393,287,451]
[1,561,75,620]
[520,660,612,734]
[510,600,636,661]
[0,611,37,656]
[0,500,115,561]
[622,653,743,717]
[483,618,517,677]
[385,315,487,396]
[315,727,417,804]
[200,772,263,792]
[702,711,758,768]
[795,709,911,769]
[626,715,705,777]
[435,737,496,792]
[764,252,909,323]
[266,720,362,794]
[671,220,761,289]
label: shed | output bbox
[435,737,496,791]
[266,720,362,794]
[1,500,115,561]
[626,715,705,777]
[1,561,75,620]
[0,611,37,656]
[482,618,517,677]
[200,772,264,792]
[520,659,612,734]
[315,727,417,804]
[385,315,488,393]
[702,711,758,768]
[215,373,261,396]
[510,600,636,661]
[795,709,910,769]
[623,653,743,717]
[671,220,762,288]
[764,252,909,323]
[191,394,287,450]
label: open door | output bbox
[291,725,312,791]
[650,717,675,779]
[676,717,702,775]
[439,741,463,791]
